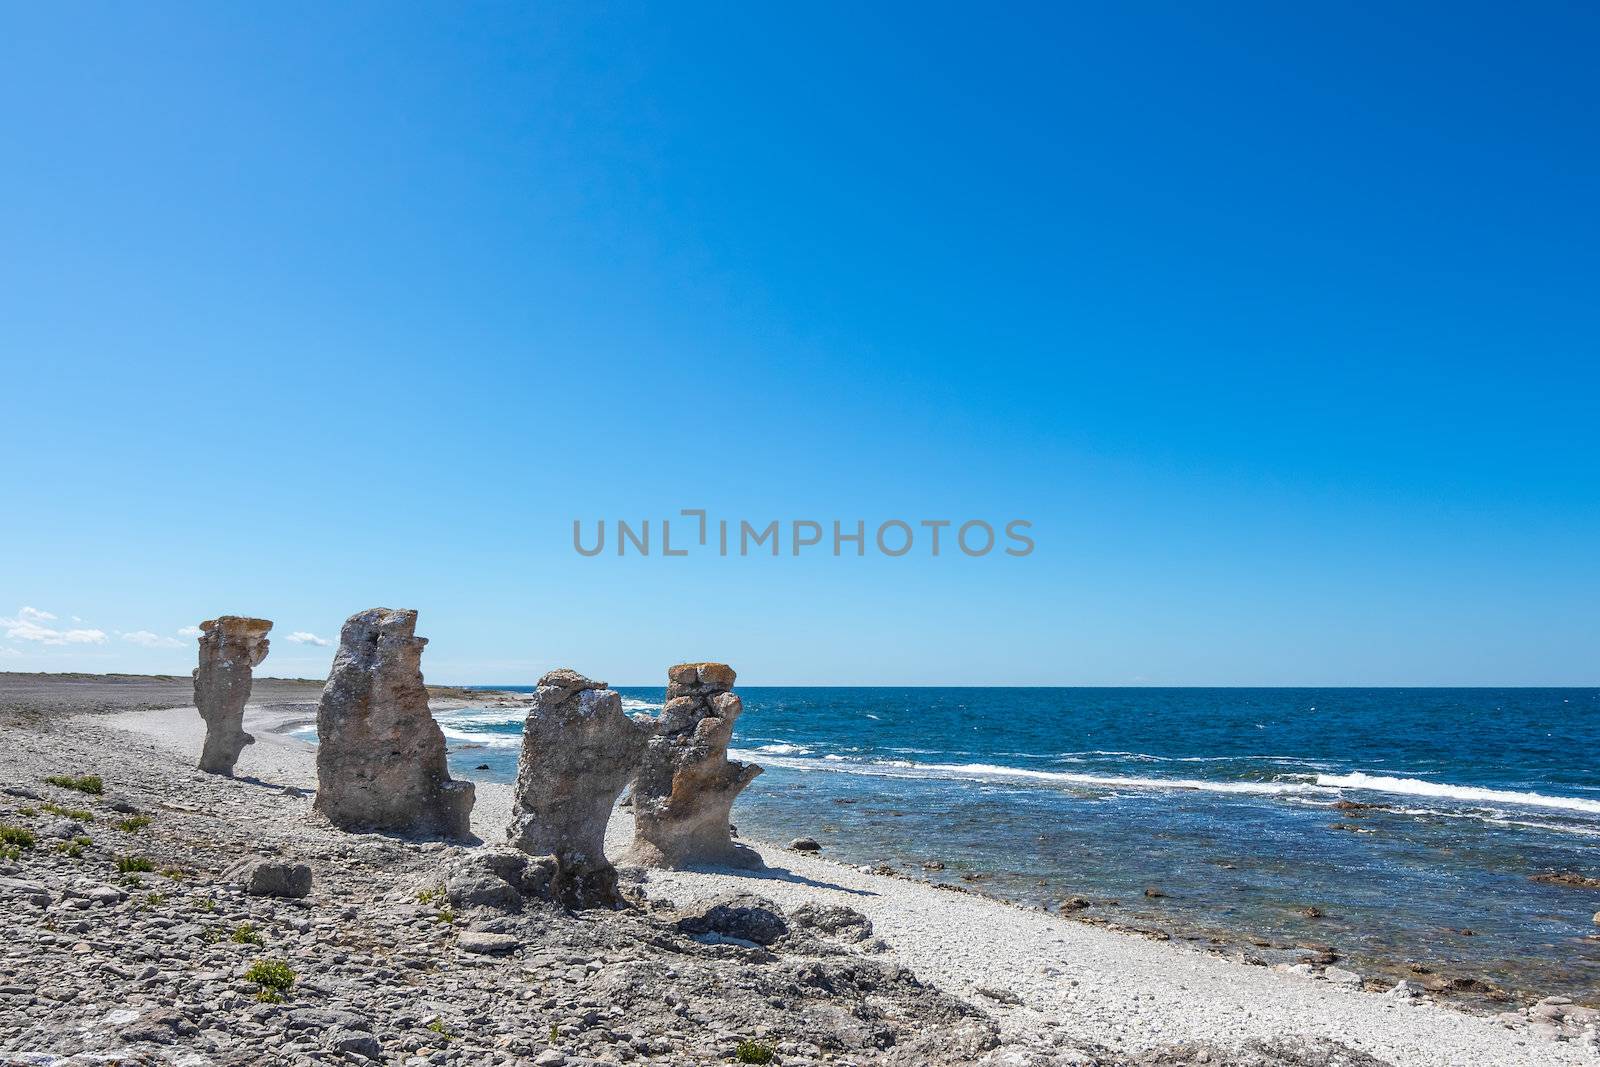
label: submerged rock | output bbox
[312,608,474,838]
[506,668,646,909]
[1531,871,1600,889]
[193,616,272,775]
[629,663,762,869]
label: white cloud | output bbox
[0,645,20,657]
[122,630,184,649]
[286,631,331,647]
[2,607,107,645]
[176,626,203,638]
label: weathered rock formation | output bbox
[506,668,647,908]
[629,662,762,869]
[193,616,272,775]
[312,608,473,837]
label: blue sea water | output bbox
[401,687,1600,997]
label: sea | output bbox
[324,686,1600,999]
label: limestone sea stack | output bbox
[193,616,272,776]
[506,668,647,908]
[312,608,474,838]
[629,662,762,869]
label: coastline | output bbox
[58,695,1590,1066]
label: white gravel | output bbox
[105,702,1594,1067]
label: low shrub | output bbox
[0,825,36,850]
[245,957,296,1002]
[115,854,154,874]
[735,1040,776,1064]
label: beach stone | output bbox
[506,668,646,909]
[193,616,272,775]
[675,893,788,946]
[789,837,822,852]
[0,877,52,907]
[1323,967,1362,988]
[43,819,84,840]
[628,663,762,869]
[226,857,312,898]
[313,608,474,838]
[328,1028,382,1057]
[459,930,519,955]
[789,901,874,942]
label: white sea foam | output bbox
[439,726,522,749]
[621,697,662,712]
[732,751,1319,797]
[726,751,1600,828]
[753,742,811,755]
[1316,772,1600,815]
[437,708,526,727]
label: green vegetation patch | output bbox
[0,824,37,850]
[231,922,265,945]
[735,1040,776,1064]
[115,854,154,873]
[113,815,152,833]
[45,775,103,795]
[40,802,93,821]
[246,957,296,1002]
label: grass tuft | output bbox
[0,825,37,850]
[427,1018,455,1042]
[115,854,154,874]
[231,922,265,945]
[45,775,103,795]
[113,815,152,833]
[41,802,93,822]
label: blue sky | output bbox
[2,3,1596,685]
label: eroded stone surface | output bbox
[507,668,646,908]
[193,616,272,775]
[312,608,473,837]
[629,662,762,869]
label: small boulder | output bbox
[328,1028,382,1057]
[1323,967,1362,988]
[458,930,519,955]
[43,819,85,840]
[0,877,51,907]
[676,894,789,946]
[789,901,873,942]
[226,857,312,898]
[120,1008,198,1044]
[789,837,822,852]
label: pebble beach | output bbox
[0,674,1593,1066]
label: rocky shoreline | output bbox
[0,674,1594,1066]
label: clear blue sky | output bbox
[2,3,1596,685]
